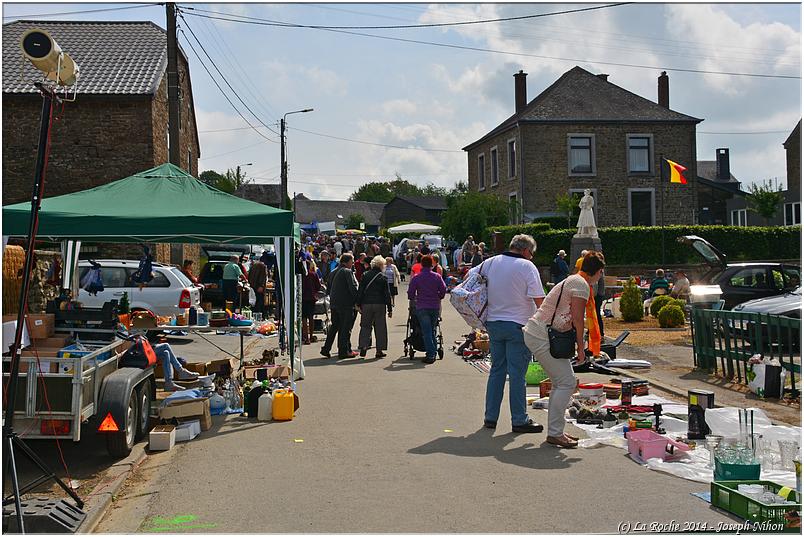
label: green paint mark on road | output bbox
[143,514,217,533]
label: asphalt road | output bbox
[96,283,738,533]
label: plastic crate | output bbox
[714,458,761,481]
[710,480,801,531]
[57,344,112,363]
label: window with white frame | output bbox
[568,135,594,175]
[627,135,652,174]
[478,153,485,190]
[784,202,801,226]
[731,209,747,227]
[490,147,499,185]
[507,139,516,178]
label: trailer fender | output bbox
[95,367,154,434]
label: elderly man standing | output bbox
[469,234,546,433]
[321,254,359,359]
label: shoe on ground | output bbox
[546,435,578,448]
[176,368,199,381]
[375,351,386,358]
[320,348,331,358]
[339,351,359,358]
[512,418,544,434]
[359,347,367,358]
[483,420,497,429]
[423,356,436,364]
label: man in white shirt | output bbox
[468,234,545,433]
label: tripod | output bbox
[3,83,84,533]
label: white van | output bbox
[77,259,201,316]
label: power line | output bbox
[179,30,277,146]
[3,4,154,19]
[181,11,800,80]
[199,126,261,134]
[180,3,632,30]
[287,126,463,153]
[198,140,273,161]
[179,11,281,136]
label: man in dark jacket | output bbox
[247,259,267,315]
[321,254,359,359]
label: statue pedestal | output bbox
[570,235,603,263]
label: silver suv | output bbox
[77,259,201,317]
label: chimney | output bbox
[596,73,609,82]
[658,71,669,108]
[716,148,730,181]
[514,70,527,114]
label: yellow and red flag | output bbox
[665,159,688,184]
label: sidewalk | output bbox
[616,342,801,426]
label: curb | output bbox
[77,443,147,534]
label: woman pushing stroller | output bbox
[407,255,446,364]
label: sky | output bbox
[3,2,801,200]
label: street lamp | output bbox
[280,108,314,210]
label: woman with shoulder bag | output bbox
[357,256,393,358]
[522,251,606,448]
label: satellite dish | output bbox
[20,28,80,87]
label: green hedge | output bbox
[487,224,801,266]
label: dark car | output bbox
[733,287,802,318]
[678,235,801,310]
[731,287,801,352]
[198,247,249,307]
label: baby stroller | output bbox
[404,301,444,360]
[313,289,330,334]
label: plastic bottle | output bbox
[189,306,197,326]
[257,392,273,421]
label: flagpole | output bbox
[659,154,665,266]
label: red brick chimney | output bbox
[514,70,527,114]
[658,71,669,108]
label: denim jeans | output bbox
[484,320,531,426]
[153,343,183,385]
[415,309,439,359]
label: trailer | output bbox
[3,338,156,458]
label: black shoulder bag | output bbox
[546,280,577,359]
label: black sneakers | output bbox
[512,418,544,433]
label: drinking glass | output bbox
[779,440,799,471]
[705,435,723,469]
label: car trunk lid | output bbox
[677,235,727,270]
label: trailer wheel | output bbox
[107,390,137,457]
[135,381,153,441]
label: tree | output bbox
[198,166,251,194]
[344,213,366,229]
[556,192,581,229]
[747,179,784,225]
[439,192,511,243]
[349,173,447,202]
[619,278,644,322]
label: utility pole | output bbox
[280,117,287,210]
[166,3,180,166]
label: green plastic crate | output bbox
[710,480,801,532]
[526,362,547,386]
[715,458,761,481]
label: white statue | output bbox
[576,189,598,238]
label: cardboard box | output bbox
[159,397,212,431]
[185,361,209,375]
[149,425,176,451]
[174,420,201,442]
[32,335,70,348]
[243,364,290,380]
[3,314,55,340]
[207,357,238,376]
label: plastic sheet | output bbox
[704,407,801,444]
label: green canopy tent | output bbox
[3,163,304,377]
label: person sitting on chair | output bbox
[154,343,199,392]
[649,269,670,296]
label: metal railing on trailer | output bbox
[690,308,801,397]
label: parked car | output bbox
[733,287,802,318]
[731,287,801,352]
[198,247,249,307]
[678,235,801,310]
[77,259,200,316]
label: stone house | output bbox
[463,67,702,227]
[696,148,743,225]
[234,184,284,209]
[2,20,201,264]
[382,195,448,227]
[725,120,801,227]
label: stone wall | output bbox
[785,124,801,203]
[151,55,200,176]
[466,126,522,204]
[2,94,155,204]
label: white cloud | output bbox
[301,66,348,97]
[380,99,418,117]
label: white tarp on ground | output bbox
[567,401,798,488]
[387,223,440,234]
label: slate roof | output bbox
[235,184,283,207]
[391,195,448,211]
[3,20,170,94]
[696,161,740,184]
[294,199,386,227]
[464,66,703,150]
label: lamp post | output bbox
[280,108,313,210]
